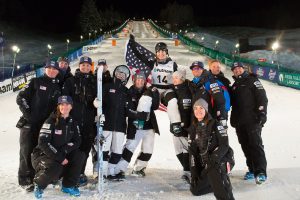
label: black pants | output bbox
[206,162,235,200]
[79,124,96,174]
[32,149,85,189]
[236,124,267,176]
[18,123,42,186]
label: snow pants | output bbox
[173,136,190,172]
[31,149,85,189]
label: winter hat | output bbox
[57,57,69,64]
[113,65,131,85]
[193,98,208,112]
[98,59,106,66]
[231,62,244,71]
[45,60,60,71]
[190,61,204,70]
[79,56,92,65]
[57,95,73,105]
[133,71,146,82]
[172,70,186,81]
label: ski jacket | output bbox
[57,67,73,88]
[209,71,231,91]
[188,115,231,167]
[16,75,61,125]
[172,80,193,136]
[102,78,130,133]
[127,85,160,139]
[230,72,268,127]
[62,70,97,127]
[32,113,81,163]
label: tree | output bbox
[79,0,102,35]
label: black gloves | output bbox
[137,112,150,121]
[257,112,267,126]
[170,122,183,137]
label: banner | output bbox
[12,74,26,92]
[82,45,101,53]
[25,70,36,83]
[252,66,278,83]
[278,72,300,90]
[0,79,13,96]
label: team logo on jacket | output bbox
[55,129,62,135]
[109,89,116,93]
[40,86,47,90]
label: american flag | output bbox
[125,39,155,79]
[125,39,167,112]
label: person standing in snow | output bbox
[230,62,268,184]
[169,70,193,181]
[114,72,159,177]
[208,59,231,90]
[31,96,85,198]
[16,60,61,192]
[62,56,97,186]
[56,57,73,88]
[189,98,235,200]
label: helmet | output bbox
[113,65,131,85]
[155,42,168,53]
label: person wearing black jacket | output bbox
[188,61,228,123]
[230,62,268,184]
[62,56,97,186]
[189,98,235,199]
[98,65,150,180]
[208,59,231,90]
[31,96,85,198]
[57,57,73,88]
[170,70,192,181]
[16,60,61,192]
[114,72,160,178]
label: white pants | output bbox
[102,131,125,176]
[115,129,155,174]
[173,136,188,155]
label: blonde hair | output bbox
[208,59,220,67]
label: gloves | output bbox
[257,112,267,126]
[133,120,145,130]
[170,122,183,137]
[129,34,135,41]
[16,116,28,128]
[93,98,101,108]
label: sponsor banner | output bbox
[25,70,36,83]
[12,74,26,92]
[82,45,100,53]
[251,66,278,83]
[278,72,300,90]
[0,79,13,96]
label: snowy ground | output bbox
[1,21,300,199]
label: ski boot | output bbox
[132,167,146,177]
[78,174,88,186]
[181,171,191,184]
[243,171,255,180]
[61,186,81,197]
[116,171,125,181]
[34,185,43,199]
[255,173,267,184]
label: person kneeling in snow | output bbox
[31,96,85,199]
[188,98,235,199]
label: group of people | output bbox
[15,37,268,200]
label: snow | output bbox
[186,27,300,71]
[1,21,300,199]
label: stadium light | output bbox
[11,45,20,78]
[66,39,70,52]
[89,32,91,40]
[47,44,52,56]
[272,41,280,69]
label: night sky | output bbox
[1,0,300,33]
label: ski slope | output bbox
[1,21,300,200]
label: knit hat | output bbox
[193,98,208,112]
[57,95,73,105]
[45,60,59,70]
[190,61,204,70]
[79,56,92,65]
[231,62,244,71]
[172,70,186,81]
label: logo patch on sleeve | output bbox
[40,86,47,90]
[42,123,51,129]
[55,129,62,135]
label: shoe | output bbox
[78,174,88,187]
[61,186,81,197]
[116,171,125,181]
[132,167,146,177]
[107,175,118,181]
[21,184,35,192]
[255,173,267,184]
[243,171,255,180]
[181,171,191,184]
[34,185,43,199]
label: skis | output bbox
[96,65,105,197]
